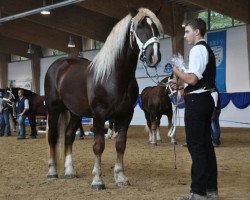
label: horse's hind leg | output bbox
[144,113,153,143]
[114,116,131,187]
[47,113,60,179]
[64,113,81,178]
[156,118,162,144]
[91,117,106,190]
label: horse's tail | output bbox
[55,110,70,171]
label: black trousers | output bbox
[184,92,218,196]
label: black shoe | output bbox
[212,142,220,147]
[212,140,221,147]
[17,136,26,140]
[29,135,37,139]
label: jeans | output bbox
[211,108,221,145]
[17,114,26,138]
[0,111,11,135]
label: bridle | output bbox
[129,17,160,64]
[129,17,161,85]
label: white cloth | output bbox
[211,91,218,107]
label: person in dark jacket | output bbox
[16,89,29,139]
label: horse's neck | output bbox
[114,39,139,79]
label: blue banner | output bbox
[207,30,226,92]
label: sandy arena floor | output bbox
[0,126,249,200]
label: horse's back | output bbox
[29,95,47,116]
[45,57,92,116]
[141,85,172,114]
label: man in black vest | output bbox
[173,19,218,200]
[16,89,29,139]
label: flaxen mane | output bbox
[89,8,163,83]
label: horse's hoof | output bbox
[171,139,177,145]
[150,142,157,146]
[64,174,76,179]
[116,180,131,187]
[157,139,162,144]
[47,174,58,179]
[91,184,106,190]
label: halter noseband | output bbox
[129,18,160,62]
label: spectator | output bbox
[0,91,11,137]
[16,89,29,139]
[211,88,221,147]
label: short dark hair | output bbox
[185,18,207,37]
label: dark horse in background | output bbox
[141,76,176,146]
[2,87,47,137]
[44,8,163,189]
[3,87,85,138]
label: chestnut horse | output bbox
[44,8,163,189]
[141,77,176,145]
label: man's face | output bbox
[18,90,23,98]
[184,25,197,45]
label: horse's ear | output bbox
[154,7,162,16]
[127,5,138,17]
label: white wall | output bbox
[226,26,250,92]
[8,60,32,83]
[7,25,250,128]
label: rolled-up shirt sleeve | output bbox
[24,99,29,110]
[186,45,208,80]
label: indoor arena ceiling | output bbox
[0,0,249,58]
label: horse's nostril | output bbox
[151,55,158,66]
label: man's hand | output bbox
[169,79,179,90]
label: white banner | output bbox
[9,79,32,90]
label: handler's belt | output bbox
[184,88,215,95]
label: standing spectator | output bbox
[0,91,11,137]
[173,18,218,200]
[16,89,29,139]
[211,88,221,147]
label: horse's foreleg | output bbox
[47,113,59,179]
[91,119,106,190]
[114,118,131,187]
[64,114,80,178]
[28,115,37,137]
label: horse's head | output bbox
[129,8,163,67]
